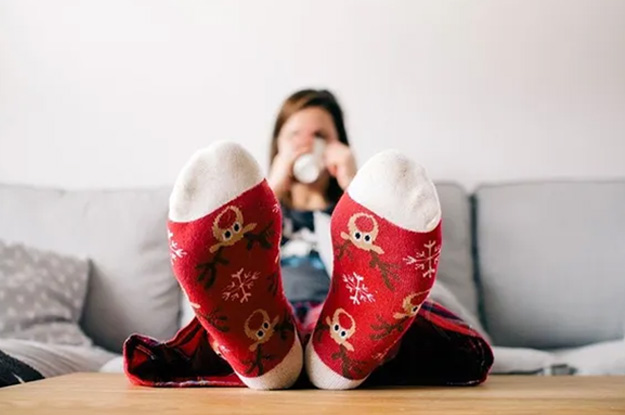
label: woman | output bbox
[123,89,493,391]
[267,89,357,305]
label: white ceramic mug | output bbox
[292,137,326,184]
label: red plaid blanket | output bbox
[124,300,493,388]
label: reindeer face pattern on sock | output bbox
[210,206,257,253]
[369,290,432,341]
[191,201,277,291]
[336,211,403,291]
[340,213,384,254]
[244,309,279,352]
[326,308,356,352]
[393,290,430,319]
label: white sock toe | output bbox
[305,342,363,390]
[237,336,303,390]
[347,149,441,232]
[169,141,264,223]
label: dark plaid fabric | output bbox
[124,300,493,388]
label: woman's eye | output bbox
[354,232,361,240]
[257,330,264,337]
[263,322,269,329]
[233,222,241,232]
[412,307,418,313]
[340,331,347,338]
[334,324,339,332]
[223,231,232,240]
[364,234,371,243]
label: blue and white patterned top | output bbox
[279,204,335,303]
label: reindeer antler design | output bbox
[243,220,275,250]
[369,251,399,291]
[370,314,407,340]
[192,304,230,333]
[330,345,367,379]
[195,246,229,289]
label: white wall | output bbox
[1,0,624,191]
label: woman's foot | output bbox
[306,150,442,389]
[168,141,302,390]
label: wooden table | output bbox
[1,373,624,414]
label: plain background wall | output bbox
[1,0,624,191]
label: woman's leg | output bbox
[167,141,302,389]
[306,150,443,389]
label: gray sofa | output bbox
[0,180,624,378]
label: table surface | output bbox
[1,373,624,415]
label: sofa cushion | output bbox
[475,181,625,349]
[0,240,91,346]
[553,339,625,375]
[0,184,180,353]
[433,183,479,319]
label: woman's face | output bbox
[277,107,339,153]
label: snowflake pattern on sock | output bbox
[222,268,260,303]
[168,230,187,264]
[342,273,375,305]
[403,240,441,279]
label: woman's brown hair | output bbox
[269,89,350,205]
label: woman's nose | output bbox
[292,133,315,146]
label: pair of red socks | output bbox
[167,142,442,389]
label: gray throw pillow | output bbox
[0,240,92,346]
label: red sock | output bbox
[306,150,442,389]
[168,142,302,390]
